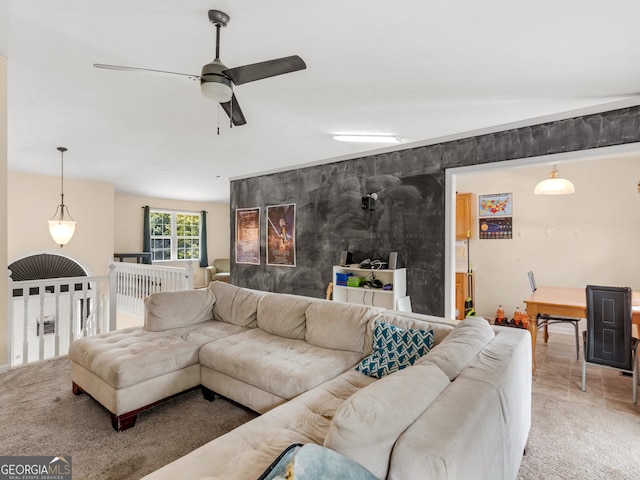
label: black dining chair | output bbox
[527,271,581,359]
[581,285,638,404]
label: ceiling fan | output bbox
[94,9,306,127]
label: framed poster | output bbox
[266,203,296,267]
[479,193,513,217]
[479,216,513,239]
[235,208,260,265]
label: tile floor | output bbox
[532,329,640,415]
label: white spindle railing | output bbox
[7,262,193,367]
[112,261,193,315]
[8,273,114,367]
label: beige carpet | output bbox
[517,394,640,480]
[0,357,257,479]
[3,356,639,480]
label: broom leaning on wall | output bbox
[464,233,476,318]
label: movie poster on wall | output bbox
[235,208,260,265]
[266,203,296,267]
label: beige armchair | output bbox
[205,258,230,284]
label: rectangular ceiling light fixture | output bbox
[333,134,400,144]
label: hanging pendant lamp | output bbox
[48,147,76,247]
[534,165,575,195]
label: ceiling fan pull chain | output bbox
[230,98,233,129]
[217,104,220,135]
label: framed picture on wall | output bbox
[235,208,260,265]
[266,203,296,267]
[479,216,513,239]
[479,193,513,217]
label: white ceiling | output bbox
[1,1,639,203]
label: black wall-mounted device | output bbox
[361,196,374,211]
[361,193,378,212]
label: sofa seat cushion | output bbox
[199,329,363,399]
[69,321,248,389]
[325,363,450,479]
[140,369,376,480]
[213,272,230,282]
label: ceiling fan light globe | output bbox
[200,77,233,103]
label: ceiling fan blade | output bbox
[223,55,306,86]
[93,64,200,81]
[220,94,247,126]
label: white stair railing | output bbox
[112,261,193,315]
[6,262,193,367]
[7,272,114,367]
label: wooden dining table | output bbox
[524,286,640,373]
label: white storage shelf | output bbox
[332,265,407,310]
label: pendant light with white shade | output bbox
[48,147,77,247]
[534,165,575,195]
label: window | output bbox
[150,210,201,261]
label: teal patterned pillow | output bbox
[356,321,434,378]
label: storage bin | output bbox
[346,276,365,287]
[335,272,353,286]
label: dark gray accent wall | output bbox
[230,106,640,315]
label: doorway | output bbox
[445,142,640,321]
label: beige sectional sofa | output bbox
[68,281,531,479]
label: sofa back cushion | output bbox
[366,312,454,355]
[324,362,450,479]
[257,293,317,339]
[378,310,459,346]
[417,316,495,381]
[144,288,215,332]
[208,281,265,328]
[305,302,379,354]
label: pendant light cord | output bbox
[57,147,68,220]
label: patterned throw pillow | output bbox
[356,321,434,378]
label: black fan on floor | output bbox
[94,10,306,127]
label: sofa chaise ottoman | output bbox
[68,287,248,430]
